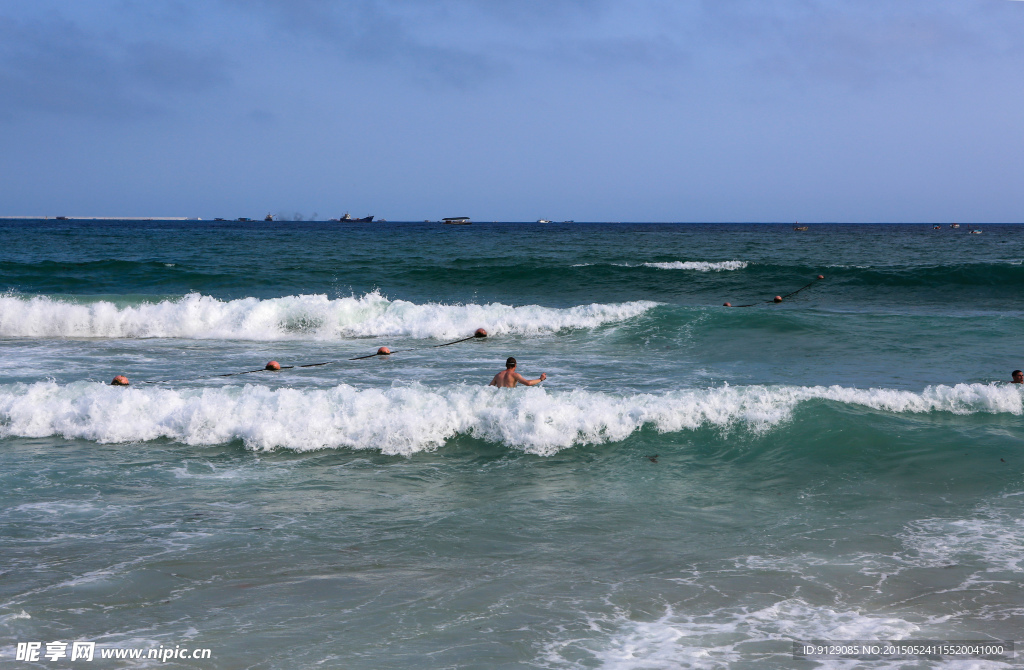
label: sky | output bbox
[0,0,1022,222]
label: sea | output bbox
[1,220,1022,669]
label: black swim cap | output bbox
[506,357,517,368]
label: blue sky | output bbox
[1,0,1022,221]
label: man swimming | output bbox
[490,357,547,388]
[1013,370,1023,384]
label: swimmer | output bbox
[489,357,547,388]
[1013,370,1023,384]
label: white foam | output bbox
[571,261,747,271]
[0,291,658,341]
[642,261,748,271]
[12,502,98,516]
[0,382,1018,455]
[542,600,921,669]
[899,513,1024,574]
[0,610,30,623]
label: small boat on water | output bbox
[537,219,552,224]
[968,225,982,234]
[237,217,251,221]
[443,217,472,225]
[793,222,808,231]
[933,225,941,230]
[950,223,960,229]
[265,213,273,221]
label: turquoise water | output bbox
[2,221,1023,668]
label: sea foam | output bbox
[558,600,923,670]
[642,261,748,271]
[0,382,1018,455]
[0,292,658,341]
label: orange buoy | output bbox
[474,328,488,338]
[111,375,130,386]
[817,274,824,280]
[773,296,783,303]
[265,361,281,371]
[377,347,391,356]
[723,302,732,307]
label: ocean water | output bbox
[1,220,1022,669]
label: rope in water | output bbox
[120,276,826,386]
[135,328,489,385]
[723,274,825,308]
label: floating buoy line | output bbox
[723,274,825,308]
[110,329,491,386]
[106,276,826,386]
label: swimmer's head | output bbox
[506,357,517,369]
[1013,370,1023,384]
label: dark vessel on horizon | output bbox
[335,212,374,223]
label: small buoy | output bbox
[723,302,732,307]
[773,296,782,303]
[817,274,824,280]
[474,328,488,338]
[377,347,391,356]
[111,375,130,386]
[265,361,281,371]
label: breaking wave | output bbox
[0,292,658,341]
[0,381,1018,455]
[642,261,748,271]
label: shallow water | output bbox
[2,221,1022,668]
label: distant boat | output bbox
[933,224,941,229]
[264,213,273,221]
[338,213,374,222]
[237,217,251,222]
[968,225,982,234]
[793,222,809,231]
[537,219,552,224]
[214,218,226,221]
[55,216,68,220]
[562,220,575,223]
[443,217,472,225]
[950,223,960,228]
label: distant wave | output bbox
[0,292,658,341]
[570,261,748,271]
[642,261,748,271]
[1,381,1018,455]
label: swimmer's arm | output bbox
[514,372,547,386]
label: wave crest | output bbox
[642,261,748,271]
[0,382,1018,455]
[0,292,658,341]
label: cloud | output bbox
[218,0,1024,92]
[0,13,230,119]
[692,0,1023,87]
[219,0,504,89]
[2,0,1022,118]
